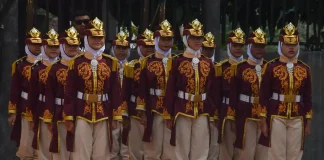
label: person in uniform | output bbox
[216,28,245,160]
[8,27,42,160]
[44,26,81,160]
[109,30,131,160]
[163,19,216,160]
[201,32,220,160]
[136,19,175,160]
[63,17,124,160]
[28,29,60,160]
[122,28,155,160]
[229,27,268,160]
[259,22,312,160]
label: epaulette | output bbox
[297,60,310,69]
[11,56,27,76]
[140,56,150,70]
[68,52,84,70]
[128,59,139,66]
[231,60,247,76]
[262,58,279,74]
[215,59,228,76]
[124,60,139,78]
[102,54,118,71]
[171,53,180,58]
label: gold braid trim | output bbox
[68,52,84,70]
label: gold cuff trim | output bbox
[305,115,312,119]
[259,113,267,117]
[226,116,235,120]
[43,119,53,123]
[113,116,123,120]
[213,115,219,120]
[209,117,214,121]
[136,105,146,110]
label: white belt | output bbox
[130,95,136,103]
[149,88,165,96]
[55,98,64,105]
[38,94,45,102]
[177,91,206,102]
[77,91,109,102]
[21,91,28,100]
[239,94,259,104]
[272,93,301,103]
[222,97,229,105]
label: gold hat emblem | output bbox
[254,27,265,39]
[160,20,172,32]
[66,26,79,39]
[284,22,296,36]
[204,32,214,43]
[234,28,245,38]
[117,30,128,42]
[29,27,41,38]
[92,17,103,30]
[47,29,59,40]
[190,19,203,31]
[143,29,154,41]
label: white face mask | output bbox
[84,35,106,58]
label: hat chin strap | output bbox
[227,43,243,62]
[277,41,300,61]
[84,35,105,58]
[247,44,262,64]
[25,45,42,62]
[183,35,201,57]
[154,37,172,57]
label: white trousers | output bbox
[143,114,174,160]
[16,116,37,160]
[207,122,219,160]
[268,118,303,160]
[234,120,268,160]
[38,121,53,160]
[129,117,145,160]
[72,119,111,160]
[174,115,210,160]
[219,119,236,160]
[52,123,72,160]
[110,121,129,160]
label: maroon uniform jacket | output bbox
[258,57,312,150]
[8,56,37,146]
[164,52,217,146]
[229,59,267,149]
[215,58,244,143]
[44,59,70,153]
[136,52,174,142]
[63,52,124,151]
[28,60,53,149]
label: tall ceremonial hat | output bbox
[154,19,174,37]
[25,27,42,44]
[42,29,59,46]
[227,27,245,44]
[112,30,130,47]
[246,27,267,45]
[279,22,299,44]
[137,29,155,46]
[202,32,216,48]
[84,17,105,37]
[183,19,204,37]
[59,26,81,46]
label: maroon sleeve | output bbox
[28,67,39,122]
[259,64,273,117]
[136,63,148,112]
[44,66,56,123]
[164,59,178,119]
[63,64,77,121]
[109,60,125,120]
[8,63,21,114]
[304,67,313,119]
[229,65,240,115]
[207,62,217,120]
[214,65,223,120]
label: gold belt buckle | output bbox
[193,95,202,103]
[84,94,99,103]
[284,94,296,103]
[253,97,259,104]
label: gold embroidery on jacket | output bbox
[56,68,68,91]
[22,66,31,79]
[97,102,104,116]
[39,69,48,84]
[223,67,231,83]
[43,109,54,119]
[134,68,141,82]
[78,62,92,80]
